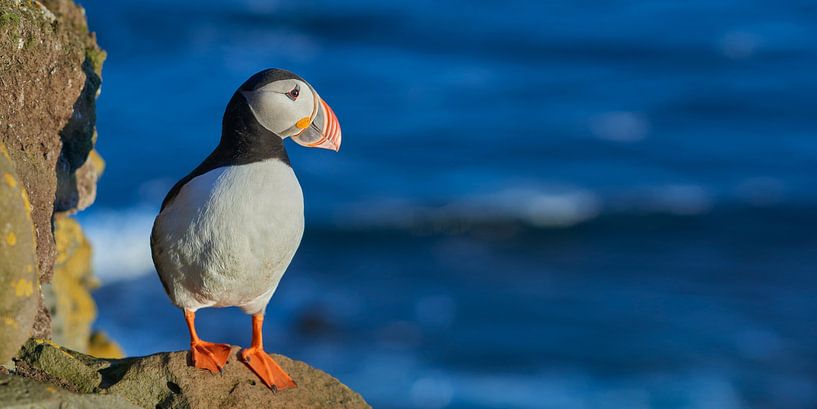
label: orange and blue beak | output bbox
[291,90,342,152]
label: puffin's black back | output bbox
[158,69,302,210]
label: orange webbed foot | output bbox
[239,347,297,391]
[189,341,231,374]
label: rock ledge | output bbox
[5,339,370,409]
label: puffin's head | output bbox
[239,68,341,151]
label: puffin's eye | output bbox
[286,85,300,101]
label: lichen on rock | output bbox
[45,216,98,352]
[0,143,39,365]
[15,338,101,393]
[0,0,103,286]
[87,330,123,359]
[0,0,107,346]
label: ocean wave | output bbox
[348,355,747,409]
[79,184,720,282]
[610,184,712,216]
[79,206,158,283]
[334,186,603,229]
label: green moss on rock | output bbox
[0,10,20,26]
[85,47,106,75]
[16,339,101,393]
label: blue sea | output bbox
[76,1,817,408]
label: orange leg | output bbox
[184,310,231,373]
[239,314,297,391]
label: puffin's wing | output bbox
[149,218,173,298]
[158,145,234,211]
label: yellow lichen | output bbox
[21,188,32,215]
[32,338,77,360]
[13,278,34,297]
[33,338,60,348]
[6,231,16,246]
[0,143,9,160]
[88,149,105,175]
[3,317,18,328]
[3,172,16,188]
[87,331,124,359]
[52,217,98,351]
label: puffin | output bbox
[150,68,341,391]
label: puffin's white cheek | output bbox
[243,91,315,137]
[243,91,285,134]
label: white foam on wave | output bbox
[79,186,600,281]
[335,186,603,229]
[79,206,158,283]
[457,187,602,227]
[627,184,712,215]
[79,182,716,282]
[589,111,650,143]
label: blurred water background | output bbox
[76,0,817,408]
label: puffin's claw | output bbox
[239,347,296,391]
[190,341,231,374]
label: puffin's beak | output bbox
[292,91,342,152]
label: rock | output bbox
[0,0,105,340]
[87,331,124,359]
[0,372,141,409]
[72,148,105,213]
[16,338,100,393]
[0,143,39,364]
[11,339,370,409]
[0,0,102,285]
[45,216,97,352]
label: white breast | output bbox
[152,159,304,314]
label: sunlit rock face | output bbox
[0,0,108,355]
[46,217,97,352]
[0,144,38,364]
